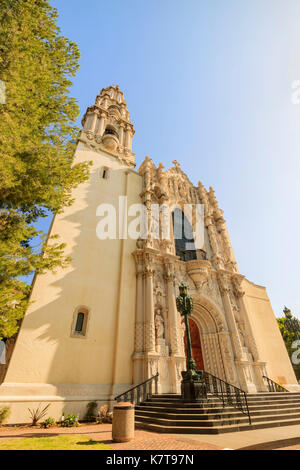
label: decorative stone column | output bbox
[143,257,156,354]
[125,125,132,151]
[96,112,106,138]
[165,263,179,355]
[205,215,224,270]
[132,250,144,384]
[89,110,98,134]
[217,272,249,389]
[218,330,239,385]
[159,260,186,393]
[119,123,125,147]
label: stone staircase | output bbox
[135,392,300,434]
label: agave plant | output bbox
[28,404,51,426]
[0,406,11,425]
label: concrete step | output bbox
[135,411,300,427]
[153,392,300,399]
[148,393,300,401]
[135,392,300,434]
[144,397,300,407]
[141,401,300,413]
[136,406,300,420]
[135,416,300,435]
[136,402,300,414]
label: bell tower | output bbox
[81,85,135,166]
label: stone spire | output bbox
[80,85,135,166]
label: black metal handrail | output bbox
[114,373,159,405]
[203,371,252,425]
[263,375,289,393]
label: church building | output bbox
[0,86,298,424]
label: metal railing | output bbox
[114,373,159,405]
[263,375,289,393]
[203,371,252,425]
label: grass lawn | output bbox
[0,435,113,450]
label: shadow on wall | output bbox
[1,162,137,389]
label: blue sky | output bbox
[46,0,300,319]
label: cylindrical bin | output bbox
[112,402,135,442]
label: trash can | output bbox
[112,402,135,442]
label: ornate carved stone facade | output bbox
[2,85,299,425]
[133,157,269,393]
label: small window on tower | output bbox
[101,167,110,180]
[71,307,89,338]
[75,313,84,332]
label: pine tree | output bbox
[0,0,90,339]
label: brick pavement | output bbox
[0,423,222,450]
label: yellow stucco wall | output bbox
[243,279,297,386]
[3,143,142,389]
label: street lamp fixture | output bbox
[176,282,206,402]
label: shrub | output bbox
[84,401,98,422]
[0,406,11,425]
[40,417,56,429]
[98,405,113,424]
[61,414,79,427]
[28,404,51,426]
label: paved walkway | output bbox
[1,423,300,450]
[0,424,221,450]
[171,424,300,450]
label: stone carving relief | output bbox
[132,157,266,393]
[218,332,237,384]
[199,272,223,309]
[149,359,158,377]
[155,311,165,341]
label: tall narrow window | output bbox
[75,312,84,333]
[72,307,89,338]
[101,167,110,180]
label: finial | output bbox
[172,160,180,169]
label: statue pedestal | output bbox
[156,338,168,355]
[181,379,207,403]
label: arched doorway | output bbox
[183,318,204,371]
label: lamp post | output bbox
[176,283,206,401]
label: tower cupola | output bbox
[81,85,135,166]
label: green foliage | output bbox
[28,403,51,426]
[0,0,91,339]
[0,406,11,425]
[277,317,300,380]
[84,401,98,422]
[61,414,79,427]
[40,417,56,428]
